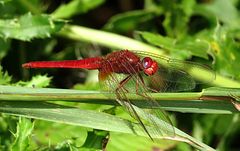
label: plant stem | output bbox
[0,86,238,113]
[58,25,165,54]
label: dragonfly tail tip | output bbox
[22,63,31,68]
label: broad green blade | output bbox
[0,85,238,113]
[0,101,215,151]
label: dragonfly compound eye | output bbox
[142,57,153,69]
[142,57,158,76]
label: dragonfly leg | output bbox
[115,75,154,140]
[135,74,143,94]
[137,73,158,93]
[116,75,132,93]
[135,74,153,100]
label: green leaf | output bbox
[0,0,11,5]
[0,13,65,41]
[196,23,240,80]
[11,117,34,151]
[107,132,175,151]
[0,66,12,85]
[197,0,239,28]
[139,31,175,49]
[161,0,195,38]
[0,114,17,150]
[34,120,88,146]
[52,0,105,19]
[0,39,10,59]
[216,114,240,150]
[16,75,52,88]
[104,10,155,33]
[0,85,239,113]
[139,31,209,59]
[54,140,79,151]
[0,0,41,17]
[181,0,196,16]
[212,27,240,80]
[0,101,215,151]
[81,130,108,150]
[175,142,192,151]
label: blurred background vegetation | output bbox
[0,0,240,151]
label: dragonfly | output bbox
[22,49,215,140]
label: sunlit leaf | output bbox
[0,101,215,150]
[34,121,88,146]
[0,13,65,41]
[197,0,239,28]
[139,31,209,59]
[161,0,195,37]
[0,39,10,59]
[0,65,12,85]
[11,117,34,151]
[52,0,105,19]
[197,23,240,80]
[104,10,156,33]
[107,132,176,151]
[16,75,52,88]
[0,0,11,5]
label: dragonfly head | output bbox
[142,57,158,76]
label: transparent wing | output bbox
[120,59,175,137]
[98,57,175,140]
[143,67,196,92]
[135,50,215,92]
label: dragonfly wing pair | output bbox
[98,50,215,140]
[98,53,177,140]
[135,50,215,92]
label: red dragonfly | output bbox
[22,50,215,139]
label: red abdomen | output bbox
[22,57,103,70]
[22,50,143,74]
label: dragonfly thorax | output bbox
[103,50,142,74]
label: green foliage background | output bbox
[0,0,240,151]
